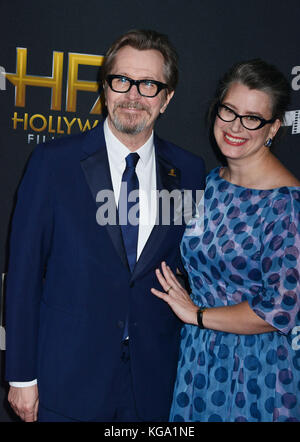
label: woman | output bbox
[151,59,300,422]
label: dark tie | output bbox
[119,153,140,341]
[119,152,140,273]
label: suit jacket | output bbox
[5,122,206,421]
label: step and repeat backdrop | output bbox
[0,0,299,421]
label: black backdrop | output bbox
[0,0,299,421]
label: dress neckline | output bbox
[216,166,300,192]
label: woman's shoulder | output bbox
[267,157,300,188]
[263,184,300,224]
[274,170,300,188]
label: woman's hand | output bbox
[151,262,277,334]
[151,261,199,325]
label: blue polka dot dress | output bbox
[170,167,300,422]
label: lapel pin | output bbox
[168,168,177,177]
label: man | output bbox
[6,29,205,422]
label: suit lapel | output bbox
[80,124,130,271]
[80,126,183,278]
[132,135,182,279]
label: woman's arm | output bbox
[201,301,276,334]
[151,262,276,335]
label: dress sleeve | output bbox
[248,189,300,334]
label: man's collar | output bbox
[103,118,154,166]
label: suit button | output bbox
[129,281,134,288]
[117,320,124,329]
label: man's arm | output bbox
[5,145,53,418]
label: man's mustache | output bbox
[115,102,151,115]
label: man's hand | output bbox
[8,384,39,422]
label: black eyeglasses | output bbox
[217,104,276,130]
[106,74,168,98]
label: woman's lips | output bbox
[223,132,247,146]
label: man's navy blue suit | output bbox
[5,122,205,421]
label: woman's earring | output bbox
[264,138,273,147]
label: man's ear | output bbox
[160,90,175,114]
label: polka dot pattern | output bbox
[170,168,300,422]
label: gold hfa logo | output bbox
[3,48,104,142]
[6,48,104,114]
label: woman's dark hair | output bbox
[216,58,290,122]
[101,29,178,93]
